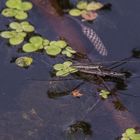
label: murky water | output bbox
[0,0,140,140]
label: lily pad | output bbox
[15,56,33,68]
[69,9,82,16]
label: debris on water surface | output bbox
[71,89,83,98]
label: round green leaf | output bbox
[15,10,28,20]
[55,40,67,48]
[69,9,82,16]
[43,39,50,46]
[77,1,88,10]
[69,67,78,73]
[45,46,61,56]
[53,64,64,70]
[66,47,76,53]
[9,22,22,32]
[21,2,33,11]
[1,8,15,17]
[22,43,38,52]
[15,56,33,68]
[9,36,24,45]
[6,0,22,9]
[21,22,35,32]
[1,31,13,38]
[126,128,136,136]
[63,61,72,67]
[56,70,69,77]
[86,2,103,11]
[29,36,43,48]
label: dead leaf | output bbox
[81,11,98,21]
[71,90,83,97]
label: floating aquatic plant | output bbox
[0,31,26,45]
[45,40,76,57]
[62,46,76,57]
[121,128,140,140]
[45,40,67,56]
[69,1,103,21]
[15,56,33,68]
[22,36,45,52]
[99,89,111,99]
[0,21,34,45]
[2,0,32,20]
[9,21,35,32]
[53,61,78,77]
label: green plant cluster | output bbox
[1,0,32,20]
[23,36,76,57]
[121,128,140,140]
[53,61,78,77]
[0,0,77,72]
[69,1,103,17]
[0,21,34,45]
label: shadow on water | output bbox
[0,0,140,140]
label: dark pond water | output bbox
[0,0,140,140]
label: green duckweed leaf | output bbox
[66,47,76,53]
[9,36,24,45]
[63,61,72,67]
[56,70,69,77]
[69,9,82,16]
[43,39,50,46]
[22,43,38,52]
[129,134,140,140]
[69,67,78,73]
[1,31,26,45]
[62,50,72,57]
[15,56,33,68]
[6,0,32,11]
[15,10,28,20]
[9,22,22,32]
[77,1,88,10]
[126,128,136,136]
[99,90,110,99]
[21,21,34,32]
[45,45,61,56]
[20,2,33,11]
[6,0,22,9]
[53,64,64,70]
[53,61,78,77]
[50,40,67,48]
[29,36,43,48]
[1,8,16,17]
[86,2,103,11]
[55,40,67,48]
[1,31,14,38]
